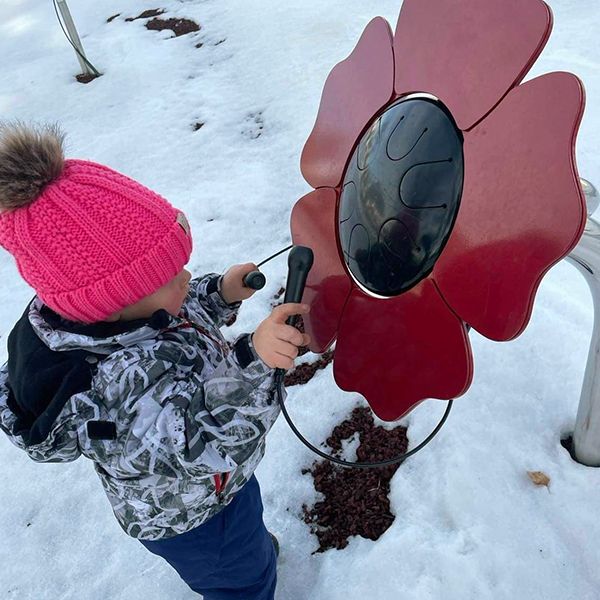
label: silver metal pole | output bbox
[55,0,94,76]
[566,178,600,466]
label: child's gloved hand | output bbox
[252,303,311,370]
[220,263,261,304]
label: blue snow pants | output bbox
[140,475,277,599]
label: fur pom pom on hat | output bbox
[0,122,192,323]
[0,122,65,211]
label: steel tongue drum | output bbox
[289,0,587,422]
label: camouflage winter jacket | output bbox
[0,274,283,541]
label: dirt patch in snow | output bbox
[125,9,165,22]
[302,406,408,552]
[146,17,200,37]
[117,9,200,38]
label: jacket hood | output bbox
[3,297,175,447]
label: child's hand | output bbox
[253,303,311,370]
[220,263,260,304]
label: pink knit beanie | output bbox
[0,123,192,323]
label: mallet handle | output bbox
[242,270,266,290]
[281,246,314,327]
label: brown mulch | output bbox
[75,73,99,84]
[302,406,408,552]
[284,348,333,386]
[146,17,200,37]
[125,9,165,22]
[119,9,200,38]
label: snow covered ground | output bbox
[0,0,599,598]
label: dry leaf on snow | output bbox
[527,471,551,487]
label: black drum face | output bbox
[338,98,464,297]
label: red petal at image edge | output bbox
[434,72,586,341]
[393,0,552,130]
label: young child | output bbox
[0,122,310,600]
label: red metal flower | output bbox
[290,0,586,420]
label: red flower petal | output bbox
[290,188,353,352]
[301,17,395,189]
[393,0,552,130]
[333,279,473,421]
[434,73,585,341]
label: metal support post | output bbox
[566,178,600,466]
[55,0,95,76]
